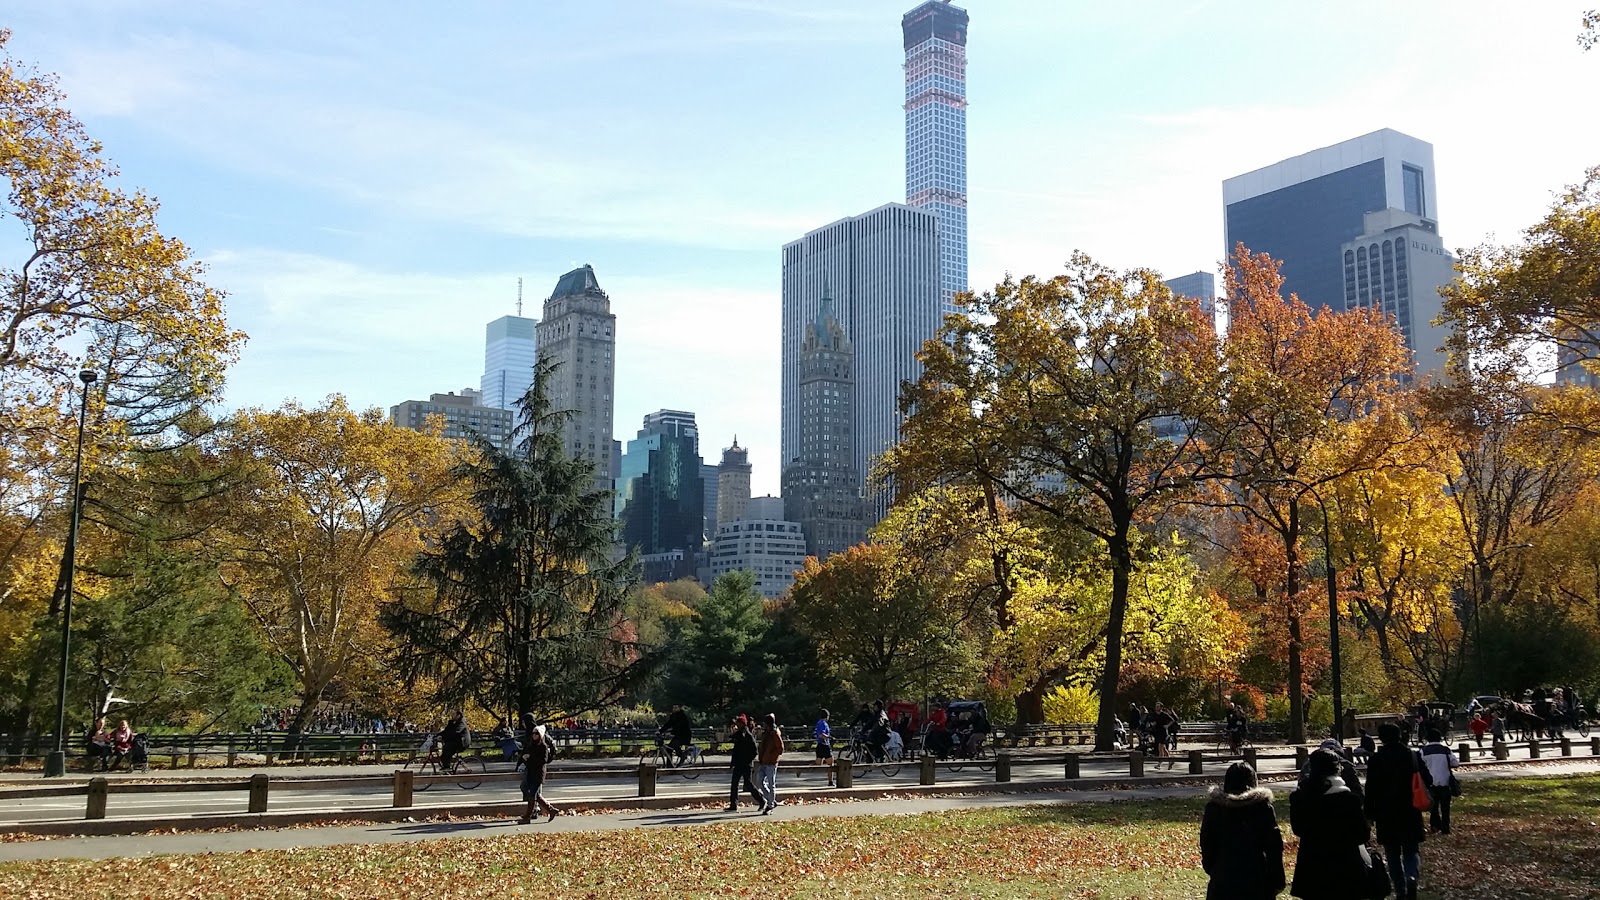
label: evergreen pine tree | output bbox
[383,358,658,721]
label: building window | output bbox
[1402,164,1426,217]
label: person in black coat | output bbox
[1200,762,1285,900]
[1290,748,1372,899]
[1365,722,1427,899]
[725,716,763,812]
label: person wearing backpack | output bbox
[1365,722,1429,899]
[1200,762,1285,899]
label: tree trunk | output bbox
[1094,531,1133,752]
[1285,502,1306,745]
[1015,682,1047,725]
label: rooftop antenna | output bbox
[516,278,523,317]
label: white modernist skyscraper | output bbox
[903,0,969,319]
[781,203,941,509]
[480,313,538,412]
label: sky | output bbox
[5,1,1599,495]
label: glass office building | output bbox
[903,1,969,319]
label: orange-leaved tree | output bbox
[1208,248,1413,743]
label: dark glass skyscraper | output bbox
[1223,129,1436,312]
[903,0,969,319]
[615,413,704,583]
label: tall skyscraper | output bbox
[1224,129,1437,311]
[782,204,941,513]
[700,463,720,542]
[615,414,704,584]
[480,313,538,412]
[903,0,970,319]
[537,265,616,488]
[1341,209,1455,380]
[716,438,753,528]
[782,291,870,557]
[1164,271,1217,320]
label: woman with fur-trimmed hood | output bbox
[1200,762,1286,900]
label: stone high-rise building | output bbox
[716,439,753,528]
[782,291,870,558]
[390,388,513,449]
[537,265,615,489]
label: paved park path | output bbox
[2,758,1594,863]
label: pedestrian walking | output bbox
[1365,722,1429,899]
[516,715,561,824]
[1200,762,1285,900]
[1467,713,1489,747]
[1419,729,1458,835]
[725,716,762,812]
[814,709,834,786]
[757,713,784,814]
[1289,748,1374,899]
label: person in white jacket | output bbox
[1419,730,1458,835]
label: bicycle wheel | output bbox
[1578,718,1591,738]
[454,755,486,790]
[976,745,994,773]
[880,754,901,779]
[412,758,439,792]
[680,750,703,779]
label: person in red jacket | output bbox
[1467,713,1490,747]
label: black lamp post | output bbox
[43,368,96,778]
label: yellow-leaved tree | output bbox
[217,398,464,732]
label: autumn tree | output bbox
[382,361,658,723]
[1209,248,1413,742]
[1439,167,1600,392]
[888,253,1224,749]
[787,544,973,703]
[218,397,460,732]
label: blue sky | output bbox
[6,1,1598,493]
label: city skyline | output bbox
[6,1,1599,495]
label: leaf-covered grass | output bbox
[0,776,1594,898]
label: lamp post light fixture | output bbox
[43,368,96,778]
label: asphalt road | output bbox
[4,740,1569,827]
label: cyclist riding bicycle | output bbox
[659,705,693,766]
[439,710,471,773]
[1225,703,1248,753]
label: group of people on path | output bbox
[726,713,784,813]
[1201,723,1459,899]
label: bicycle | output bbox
[944,734,993,774]
[840,738,901,779]
[641,737,704,779]
[405,737,486,790]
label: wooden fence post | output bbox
[1294,746,1309,769]
[247,773,269,813]
[1560,738,1573,757]
[393,769,413,808]
[1493,741,1510,761]
[834,757,852,789]
[1591,737,1599,756]
[86,777,108,820]
[1243,747,1258,769]
[1188,750,1204,775]
[1129,751,1144,777]
[919,754,936,785]
[637,763,656,798]
[1529,739,1541,759]
[1457,743,1471,764]
[1064,753,1080,779]
[994,752,1011,783]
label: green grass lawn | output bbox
[1,775,1595,898]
